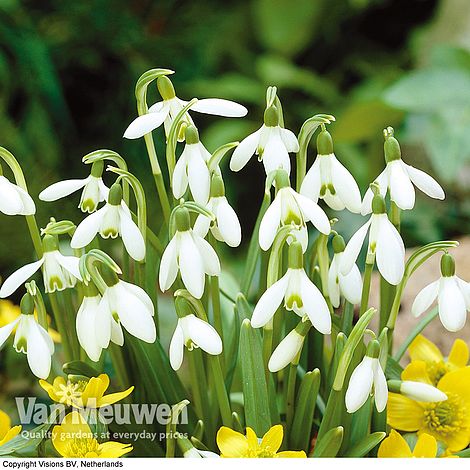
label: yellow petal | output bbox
[423,429,469,453]
[81,376,108,406]
[447,339,469,369]
[387,393,424,431]
[412,433,437,457]
[52,412,93,457]
[275,450,307,458]
[245,427,259,452]
[438,367,470,405]
[261,425,284,454]
[98,442,133,458]
[0,425,21,446]
[401,361,433,384]
[409,335,443,364]
[217,427,249,457]
[39,377,65,402]
[0,410,11,440]
[378,430,413,458]
[98,386,134,407]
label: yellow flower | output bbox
[0,410,21,446]
[378,430,438,458]
[216,424,306,458]
[407,335,468,385]
[0,300,61,343]
[39,374,133,408]
[388,366,470,452]
[52,411,132,458]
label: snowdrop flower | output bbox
[39,161,109,213]
[169,313,222,371]
[388,380,447,403]
[230,105,299,175]
[361,127,445,215]
[183,448,219,458]
[300,128,361,213]
[172,125,211,205]
[0,234,81,298]
[268,319,310,372]
[341,193,405,285]
[412,253,470,332]
[159,207,220,299]
[71,183,145,261]
[124,75,247,140]
[193,174,241,247]
[91,267,156,352]
[345,340,387,413]
[259,169,330,252]
[0,175,35,216]
[251,241,331,334]
[0,293,53,379]
[328,234,362,308]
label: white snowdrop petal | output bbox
[54,252,82,281]
[191,98,247,117]
[110,318,124,346]
[0,318,20,348]
[340,220,371,276]
[300,272,331,334]
[373,361,388,413]
[294,191,331,235]
[262,132,291,175]
[360,170,388,215]
[26,322,52,379]
[280,128,300,152]
[411,280,439,318]
[456,278,470,310]
[172,151,189,199]
[179,232,205,299]
[187,149,210,205]
[230,129,261,172]
[119,206,146,261]
[169,323,185,371]
[216,198,241,247]
[193,214,211,240]
[71,207,105,248]
[439,277,467,332]
[192,234,221,276]
[187,315,222,355]
[405,164,445,200]
[0,178,25,215]
[328,260,341,309]
[331,157,362,213]
[123,109,169,139]
[375,217,405,285]
[400,381,447,403]
[259,195,281,251]
[345,357,374,413]
[339,263,363,305]
[388,161,415,210]
[120,281,154,316]
[159,236,179,292]
[0,259,44,298]
[39,179,87,202]
[15,186,36,215]
[251,274,289,328]
[76,297,102,362]
[300,158,321,203]
[268,329,304,372]
[96,293,112,349]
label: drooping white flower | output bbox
[328,234,362,308]
[399,381,448,403]
[0,294,54,379]
[193,174,241,247]
[300,129,361,213]
[259,170,330,252]
[169,313,222,371]
[76,292,104,362]
[412,253,470,332]
[39,161,109,213]
[71,183,145,261]
[268,319,310,372]
[159,207,220,299]
[345,341,387,413]
[230,105,299,175]
[0,175,35,216]
[124,75,247,140]
[172,126,211,205]
[183,448,219,458]
[0,235,82,298]
[95,270,157,349]
[251,241,331,334]
[361,128,445,215]
[341,194,405,286]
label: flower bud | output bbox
[440,253,455,278]
[388,380,447,403]
[268,328,305,372]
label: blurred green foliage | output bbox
[0,0,469,273]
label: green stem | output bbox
[360,260,374,316]
[49,292,73,362]
[208,355,232,426]
[209,235,223,343]
[285,355,300,432]
[109,343,131,391]
[188,350,205,420]
[341,301,354,336]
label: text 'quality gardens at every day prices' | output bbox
[0,66,468,462]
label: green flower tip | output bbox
[20,292,35,316]
[210,173,225,198]
[366,339,380,359]
[157,75,176,100]
[383,127,401,163]
[317,129,334,155]
[90,160,104,178]
[185,125,200,145]
[175,206,191,232]
[332,234,346,254]
[288,241,303,269]
[440,253,455,277]
[264,105,279,127]
[371,194,386,215]
[274,169,290,189]
[108,183,123,206]
[42,234,59,253]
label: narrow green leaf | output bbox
[62,360,100,378]
[385,356,404,381]
[345,432,386,457]
[312,426,344,457]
